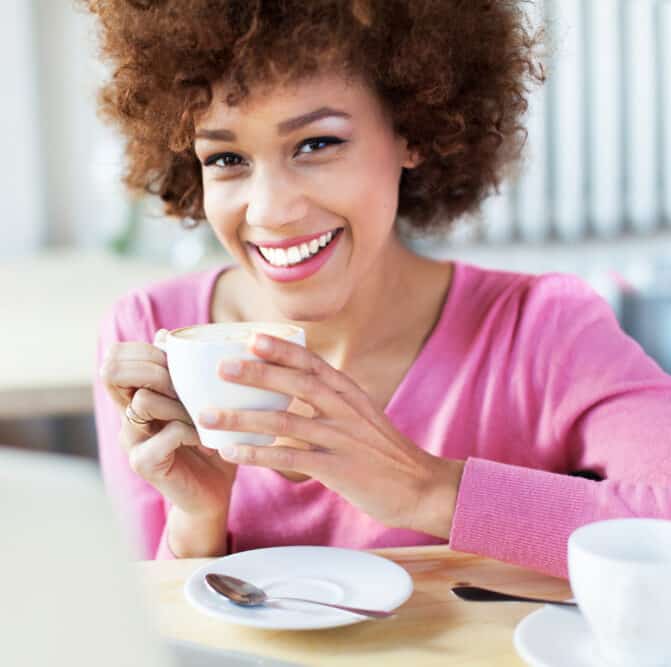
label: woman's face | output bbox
[194,72,417,322]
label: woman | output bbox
[91,0,671,578]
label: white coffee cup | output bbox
[154,322,305,449]
[567,518,671,667]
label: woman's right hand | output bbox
[99,334,237,551]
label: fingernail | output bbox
[199,409,219,426]
[252,334,272,352]
[220,360,242,376]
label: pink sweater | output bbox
[94,261,671,578]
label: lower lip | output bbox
[249,230,343,283]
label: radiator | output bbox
[463,0,671,246]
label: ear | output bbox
[402,150,423,169]
[399,140,423,169]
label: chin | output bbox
[286,310,332,324]
[275,293,347,323]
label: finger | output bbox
[218,442,328,476]
[249,334,361,397]
[218,359,351,418]
[100,358,178,402]
[119,406,162,449]
[120,418,217,462]
[102,341,167,367]
[127,421,200,480]
[247,334,381,422]
[251,334,405,438]
[131,388,192,425]
[107,384,136,413]
[198,408,341,450]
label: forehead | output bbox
[196,72,383,129]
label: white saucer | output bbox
[184,546,413,631]
[514,604,604,667]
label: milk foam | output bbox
[173,322,298,342]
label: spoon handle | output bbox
[451,586,577,607]
[269,596,394,618]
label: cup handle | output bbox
[153,328,169,352]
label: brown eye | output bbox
[204,152,245,168]
[295,136,345,156]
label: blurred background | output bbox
[2,0,671,459]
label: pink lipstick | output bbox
[249,228,343,283]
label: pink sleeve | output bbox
[93,291,174,560]
[449,276,671,579]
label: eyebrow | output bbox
[194,107,351,142]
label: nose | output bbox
[245,166,308,230]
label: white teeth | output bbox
[287,247,301,265]
[258,230,339,267]
[274,248,288,266]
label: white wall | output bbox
[34,0,128,249]
[2,1,45,258]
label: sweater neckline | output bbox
[202,261,461,416]
[382,260,460,417]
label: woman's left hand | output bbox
[198,333,464,538]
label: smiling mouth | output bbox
[251,228,343,268]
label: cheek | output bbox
[335,154,401,233]
[202,182,222,222]
[203,184,238,236]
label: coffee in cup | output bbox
[154,322,305,449]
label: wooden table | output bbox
[138,545,571,666]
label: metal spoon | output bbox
[205,573,395,619]
[451,585,577,607]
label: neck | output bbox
[230,234,448,371]
[300,240,425,369]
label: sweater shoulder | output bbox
[99,267,224,343]
[455,263,611,322]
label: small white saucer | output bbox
[184,546,413,631]
[514,604,604,667]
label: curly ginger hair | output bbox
[82,0,545,233]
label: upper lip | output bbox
[247,228,342,249]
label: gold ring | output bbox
[125,404,152,426]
